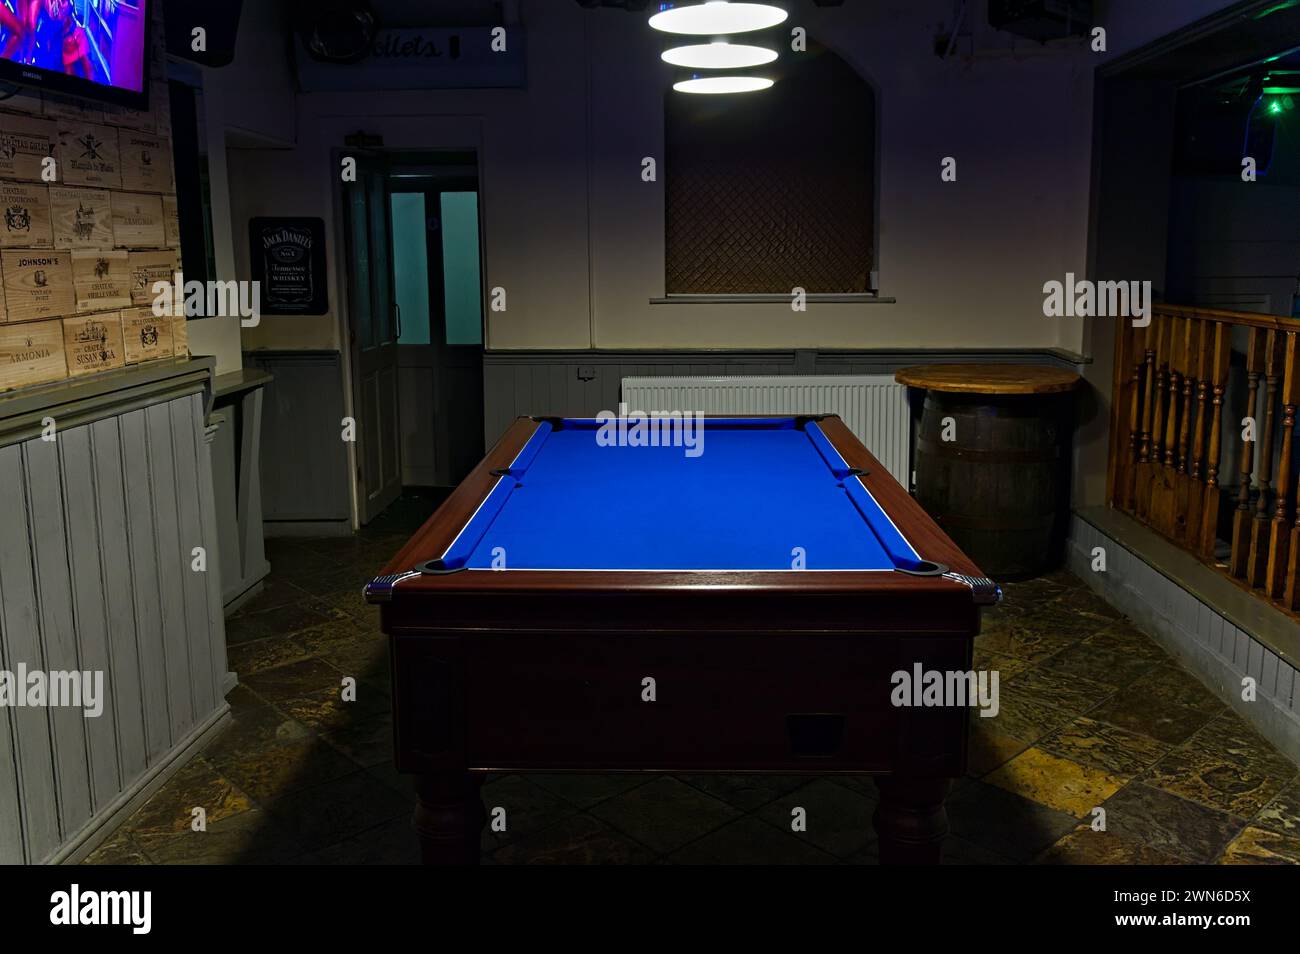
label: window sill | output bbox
[649,293,896,305]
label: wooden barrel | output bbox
[913,391,1069,579]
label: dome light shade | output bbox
[661,42,777,69]
[672,75,775,94]
[650,2,789,37]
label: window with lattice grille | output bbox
[664,47,876,295]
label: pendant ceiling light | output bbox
[672,76,775,94]
[650,2,789,37]
[661,41,777,69]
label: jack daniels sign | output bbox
[249,217,329,315]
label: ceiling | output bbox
[374,0,504,27]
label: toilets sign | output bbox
[296,27,526,90]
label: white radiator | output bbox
[620,375,912,485]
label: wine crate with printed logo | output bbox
[62,312,125,377]
[119,133,171,192]
[172,313,189,357]
[128,250,179,305]
[0,318,67,391]
[121,305,174,364]
[111,191,165,248]
[56,122,123,189]
[50,186,114,249]
[1,248,75,323]
[72,249,132,312]
[162,194,180,247]
[0,114,58,182]
[42,94,103,125]
[0,182,53,249]
[0,89,43,116]
[102,101,156,134]
[0,38,182,395]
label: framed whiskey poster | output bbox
[248,217,328,315]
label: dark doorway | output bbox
[389,155,486,489]
[341,150,485,525]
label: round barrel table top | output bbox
[894,363,1081,396]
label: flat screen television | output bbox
[0,0,151,110]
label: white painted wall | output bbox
[217,0,1250,360]
[201,0,1248,523]
[588,2,1097,353]
[185,0,296,374]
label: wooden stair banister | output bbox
[1112,303,1300,621]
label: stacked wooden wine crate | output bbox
[0,33,182,394]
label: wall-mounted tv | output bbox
[0,0,151,110]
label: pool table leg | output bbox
[873,776,951,865]
[414,771,486,865]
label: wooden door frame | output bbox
[405,176,484,485]
[329,135,487,528]
[338,148,402,525]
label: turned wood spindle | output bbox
[1240,367,1261,510]
[1149,318,1179,532]
[1186,331,1211,545]
[1164,346,1181,470]
[1284,349,1300,607]
[1200,323,1232,560]
[1137,322,1163,521]
[1136,336,1157,519]
[1206,388,1226,490]
[1172,320,1201,543]
[1125,330,1144,512]
[1155,347,1170,469]
[1248,330,1282,587]
[1230,328,1265,578]
[1139,342,1155,467]
[1267,333,1298,598]
[1154,318,1186,536]
[1178,357,1194,475]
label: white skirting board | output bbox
[621,375,911,485]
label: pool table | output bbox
[365,415,999,864]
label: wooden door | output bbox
[343,154,402,524]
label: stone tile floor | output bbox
[85,492,1300,865]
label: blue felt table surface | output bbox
[443,419,918,571]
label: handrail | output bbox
[1154,303,1300,332]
